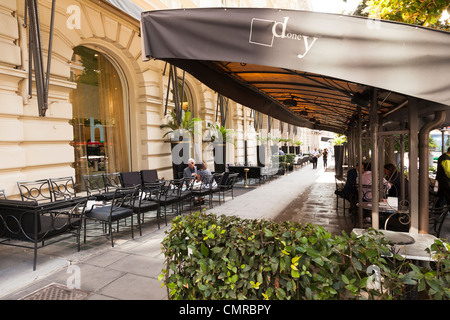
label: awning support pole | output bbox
[408,98,419,233]
[370,88,379,229]
[357,107,363,228]
[418,110,446,234]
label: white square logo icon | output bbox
[249,18,275,47]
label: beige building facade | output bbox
[0,0,326,198]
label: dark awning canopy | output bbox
[141,8,450,133]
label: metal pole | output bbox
[357,107,363,228]
[408,97,419,233]
[44,0,56,100]
[27,0,46,116]
[370,88,379,229]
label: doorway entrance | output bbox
[70,46,130,190]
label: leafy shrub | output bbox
[159,211,450,300]
[285,153,296,164]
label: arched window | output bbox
[70,46,130,188]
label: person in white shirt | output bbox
[311,148,320,169]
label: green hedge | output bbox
[159,211,450,300]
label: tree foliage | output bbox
[355,0,450,30]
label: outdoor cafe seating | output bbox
[0,178,88,270]
[0,166,265,270]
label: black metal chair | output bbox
[209,172,224,206]
[17,179,53,203]
[134,181,165,229]
[120,171,142,187]
[103,173,122,194]
[140,169,159,184]
[49,176,77,201]
[84,186,140,247]
[191,174,214,209]
[157,179,180,217]
[179,177,194,213]
[159,178,192,216]
[218,172,239,203]
[82,173,110,201]
[334,175,347,215]
[429,205,450,238]
[0,189,7,199]
[213,172,228,205]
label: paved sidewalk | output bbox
[0,158,394,299]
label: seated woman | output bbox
[194,161,212,204]
[360,162,391,201]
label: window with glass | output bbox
[70,46,129,190]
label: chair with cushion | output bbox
[209,172,224,207]
[179,177,194,213]
[84,186,140,247]
[212,172,228,205]
[159,178,192,216]
[191,175,213,209]
[0,197,88,270]
[218,173,239,203]
[158,179,181,217]
[135,181,165,229]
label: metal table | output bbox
[352,228,438,262]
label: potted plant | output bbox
[287,138,295,154]
[285,153,296,172]
[256,136,268,167]
[160,110,201,178]
[270,137,280,155]
[332,134,347,178]
[207,123,234,172]
[294,140,303,155]
[279,138,289,154]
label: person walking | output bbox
[436,146,450,207]
[311,148,320,169]
[322,149,328,169]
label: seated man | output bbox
[183,158,198,179]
